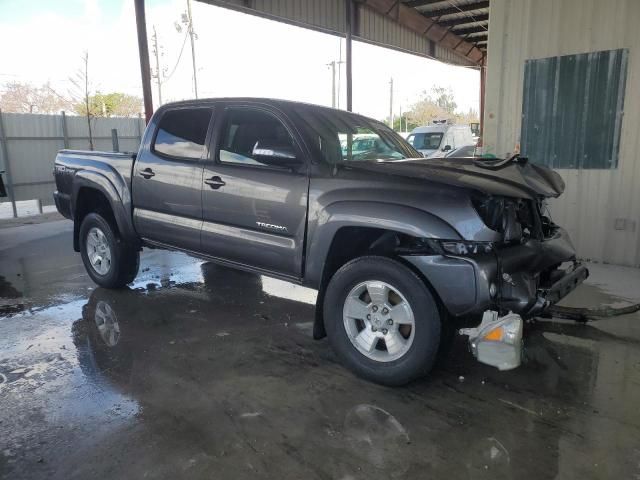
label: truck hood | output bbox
[343,156,565,200]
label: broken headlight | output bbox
[472,195,525,243]
[440,240,494,255]
[396,237,493,256]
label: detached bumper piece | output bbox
[460,310,523,371]
[542,263,589,304]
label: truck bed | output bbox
[53,149,136,220]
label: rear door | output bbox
[132,106,213,251]
[200,103,309,278]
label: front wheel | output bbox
[324,256,441,386]
[79,213,139,288]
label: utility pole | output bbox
[327,61,336,108]
[337,39,343,109]
[326,59,344,108]
[134,0,153,123]
[389,77,394,129]
[151,26,163,106]
[186,0,198,98]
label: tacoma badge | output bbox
[256,221,288,233]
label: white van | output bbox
[406,121,476,158]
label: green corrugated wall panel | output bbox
[521,49,628,169]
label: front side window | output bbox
[153,108,212,160]
[407,132,443,150]
[298,107,418,164]
[219,108,297,168]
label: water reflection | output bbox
[36,262,640,479]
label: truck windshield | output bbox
[406,132,443,150]
[297,107,420,164]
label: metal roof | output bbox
[403,0,489,54]
[196,0,489,66]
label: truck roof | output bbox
[157,97,357,116]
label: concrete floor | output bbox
[1,219,640,480]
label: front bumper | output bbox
[402,227,589,319]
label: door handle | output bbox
[204,176,226,189]
[139,167,155,179]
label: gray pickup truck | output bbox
[53,98,588,385]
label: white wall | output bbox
[483,0,640,267]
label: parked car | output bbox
[407,122,476,158]
[340,133,405,161]
[53,98,587,385]
[445,144,477,158]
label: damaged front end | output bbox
[401,194,589,370]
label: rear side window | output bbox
[153,108,212,160]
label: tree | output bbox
[391,114,420,132]
[431,86,457,114]
[0,81,70,114]
[81,92,143,118]
[69,51,94,150]
[454,107,480,125]
[402,86,478,129]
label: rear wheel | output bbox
[79,213,139,288]
[324,256,441,386]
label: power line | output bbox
[186,0,198,98]
[163,30,189,82]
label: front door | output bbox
[132,106,212,251]
[200,104,309,278]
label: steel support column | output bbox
[345,0,353,111]
[479,63,486,139]
[134,0,154,123]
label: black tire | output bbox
[324,256,441,386]
[79,213,140,288]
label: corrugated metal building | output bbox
[483,0,640,267]
[199,0,488,67]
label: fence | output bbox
[0,111,144,218]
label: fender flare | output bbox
[71,171,138,250]
[304,201,462,288]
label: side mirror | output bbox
[442,144,452,152]
[252,141,300,168]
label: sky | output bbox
[0,0,480,121]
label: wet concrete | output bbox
[1,220,640,479]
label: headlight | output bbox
[472,195,523,242]
[397,237,493,256]
[440,240,493,255]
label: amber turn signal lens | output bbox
[483,326,504,341]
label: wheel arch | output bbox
[308,205,458,340]
[72,172,138,251]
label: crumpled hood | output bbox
[343,157,565,199]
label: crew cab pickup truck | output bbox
[53,98,588,385]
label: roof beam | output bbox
[421,1,489,18]
[438,13,488,27]
[451,24,488,36]
[359,0,485,65]
[463,32,488,41]
[403,0,447,7]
